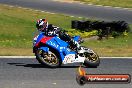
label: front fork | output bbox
[33,46,37,53]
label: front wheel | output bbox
[35,48,61,68]
[83,50,100,67]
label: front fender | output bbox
[39,47,49,53]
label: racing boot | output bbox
[70,39,81,52]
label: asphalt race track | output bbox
[0,1,132,88]
[0,58,132,88]
[0,0,132,23]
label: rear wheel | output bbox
[35,48,61,68]
[83,51,100,67]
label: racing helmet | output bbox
[36,18,48,31]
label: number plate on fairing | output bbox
[63,54,75,64]
[63,54,85,64]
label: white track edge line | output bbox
[0,56,132,59]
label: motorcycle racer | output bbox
[36,18,81,51]
[33,18,100,68]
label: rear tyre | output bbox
[35,48,62,68]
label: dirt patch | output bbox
[0,48,33,56]
[83,36,99,41]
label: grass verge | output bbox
[74,0,132,8]
[82,33,132,57]
[0,4,132,56]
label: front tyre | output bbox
[83,51,100,67]
[35,48,61,68]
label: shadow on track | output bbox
[7,63,82,68]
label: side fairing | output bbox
[34,33,44,47]
[34,34,76,62]
[46,36,68,52]
[34,33,53,47]
[46,37,76,61]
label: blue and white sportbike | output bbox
[33,30,100,68]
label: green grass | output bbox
[0,4,94,55]
[82,32,132,56]
[0,4,132,56]
[74,0,132,8]
[0,4,80,48]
